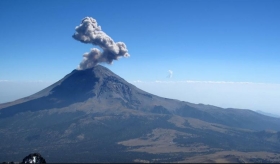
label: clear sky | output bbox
[0,0,280,115]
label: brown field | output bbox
[179,151,280,163]
[118,128,219,154]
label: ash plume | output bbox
[73,17,130,70]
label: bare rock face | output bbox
[1,65,280,163]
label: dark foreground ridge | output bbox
[2,153,46,164]
[1,65,280,163]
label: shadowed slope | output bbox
[0,65,182,118]
[0,68,98,118]
[1,65,280,131]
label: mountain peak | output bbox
[1,65,280,163]
[0,65,157,118]
[2,65,280,132]
[73,65,118,78]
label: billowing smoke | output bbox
[73,17,130,70]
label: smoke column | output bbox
[73,17,130,70]
[168,70,173,78]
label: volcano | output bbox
[1,65,280,163]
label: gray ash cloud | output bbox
[73,17,130,70]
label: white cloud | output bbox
[132,80,269,85]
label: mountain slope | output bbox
[0,66,182,117]
[0,65,280,162]
[256,110,280,118]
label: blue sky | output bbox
[0,0,280,114]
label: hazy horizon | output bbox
[1,75,280,116]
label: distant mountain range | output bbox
[1,65,280,163]
[256,110,280,118]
